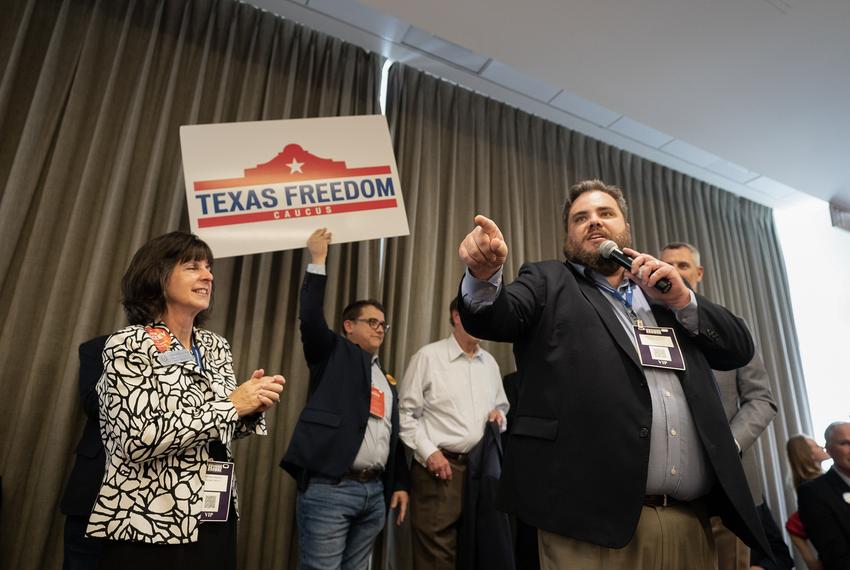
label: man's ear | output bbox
[451,310,461,328]
[342,320,354,335]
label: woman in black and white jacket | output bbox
[86,231,285,569]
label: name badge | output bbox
[633,325,686,371]
[200,461,234,523]
[157,349,194,366]
[369,386,385,419]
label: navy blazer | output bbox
[458,421,515,570]
[798,468,850,568]
[459,260,770,555]
[280,271,410,506]
[60,335,108,517]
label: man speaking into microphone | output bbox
[456,179,770,570]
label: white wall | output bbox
[775,195,850,444]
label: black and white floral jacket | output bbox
[86,323,265,544]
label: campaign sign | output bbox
[180,115,409,258]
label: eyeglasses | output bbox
[354,318,391,333]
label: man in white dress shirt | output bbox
[399,297,509,570]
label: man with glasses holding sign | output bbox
[281,228,410,570]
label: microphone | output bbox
[598,240,672,294]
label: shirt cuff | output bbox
[307,263,326,275]
[416,441,440,467]
[461,267,503,312]
[673,290,699,334]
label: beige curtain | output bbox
[0,0,382,568]
[0,1,813,566]
[381,65,569,376]
[383,62,810,562]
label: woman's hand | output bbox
[229,369,286,416]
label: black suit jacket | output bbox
[60,335,108,516]
[458,421,515,570]
[459,261,769,554]
[798,468,850,569]
[280,271,410,506]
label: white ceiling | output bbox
[247,0,850,209]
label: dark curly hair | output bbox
[121,231,214,325]
[561,179,629,229]
[341,299,385,331]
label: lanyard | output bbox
[595,280,645,327]
[191,343,204,372]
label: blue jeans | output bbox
[297,477,386,570]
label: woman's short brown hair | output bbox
[121,231,214,325]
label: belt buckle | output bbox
[354,467,379,482]
[662,494,668,507]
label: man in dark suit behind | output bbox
[280,228,410,570]
[457,179,770,569]
[798,421,850,569]
[60,335,109,569]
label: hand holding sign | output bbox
[180,115,409,258]
[458,215,508,279]
[307,228,332,264]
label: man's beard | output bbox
[563,228,632,276]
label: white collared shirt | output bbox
[461,265,713,500]
[399,334,509,465]
[350,356,393,471]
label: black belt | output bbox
[440,449,468,463]
[643,495,687,507]
[343,467,384,482]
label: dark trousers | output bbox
[411,458,466,570]
[513,517,540,570]
[99,515,237,570]
[64,515,104,570]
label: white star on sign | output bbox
[287,158,304,174]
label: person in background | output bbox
[785,434,831,570]
[660,242,782,570]
[798,421,850,569]
[398,297,509,569]
[280,228,409,570]
[60,335,109,569]
[86,231,285,569]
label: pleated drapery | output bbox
[0,1,382,568]
[382,63,810,565]
[0,2,812,568]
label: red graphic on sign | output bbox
[197,199,398,228]
[194,144,392,191]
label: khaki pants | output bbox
[711,516,750,570]
[410,458,466,570]
[538,503,717,570]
